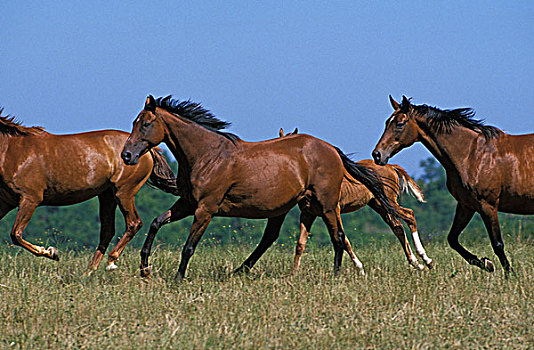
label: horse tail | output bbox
[392,165,426,203]
[334,147,406,221]
[146,148,181,196]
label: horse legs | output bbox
[336,210,365,275]
[321,208,345,276]
[106,193,143,270]
[479,203,511,276]
[292,211,316,273]
[86,190,118,273]
[400,206,433,269]
[10,198,59,260]
[176,204,215,281]
[235,213,287,274]
[447,203,493,271]
[369,199,423,270]
[140,198,194,277]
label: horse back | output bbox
[213,134,344,218]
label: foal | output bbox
[279,128,431,274]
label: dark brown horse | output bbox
[278,128,432,274]
[373,95,532,276]
[122,95,402,280]
[0,108,178,273]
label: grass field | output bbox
[1,239,533,349]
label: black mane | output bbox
[405,101,503,140]
[154,96,240,143]
[0,108,45,136]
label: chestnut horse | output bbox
[278,128,432,274]
[122,95,403,280]
[373,95,533,276]
[0,108,178,272]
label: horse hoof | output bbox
[234,266,250,275]
[140,264,152,278]
[47,247,59,261]
[426,260,434,269]
[482,258,495,272]
[106,262,118,271]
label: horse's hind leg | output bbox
[86,189,117,273]
[337,211,365,275]
[10,198,59,260]
[235,213,287,274]
[292,211,316,274]
[400,206,433,268]
[369,199,423,270]
[106,193,143,270]
[321,208,345,276]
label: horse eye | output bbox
[396,121,406,128]
[142,121,151,128]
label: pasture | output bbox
[1,238,533,349]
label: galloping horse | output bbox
[0,108,178,272]
[121,95,403,280]
[278,128,431,274]
[373,96,534,276]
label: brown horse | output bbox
[0,108,178,272]
[278,128,432,274]
[373,95,533,276]
[121,95,403,280]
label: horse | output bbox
[373,95,534,276]
[278,128,432,274]
[121,95,404,280]
[0,108,179,273]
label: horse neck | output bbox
[416,117,480,178]
[160,113,235,173]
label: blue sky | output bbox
[2,1,533,175]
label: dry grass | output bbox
[1,239,533,349]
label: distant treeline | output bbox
[2,154,532,251]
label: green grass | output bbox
[1,239,533,349]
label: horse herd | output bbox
[2,95,530,279]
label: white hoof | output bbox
[106,262,118,271]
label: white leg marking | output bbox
[106,262,118,271]
[412,231,433,266]
[351,255,365,275]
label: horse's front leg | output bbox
[176,204,215,281]
[140,198,194,277]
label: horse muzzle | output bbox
[372,149,389,166]
[121,150,139,165]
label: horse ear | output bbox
[145,95,156,112]
[389,95,400,110]
[400,95,411,112]
[279,128,284,137]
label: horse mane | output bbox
[154,96,241,143]
[0,108,45,136]
[405,101,503,140]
